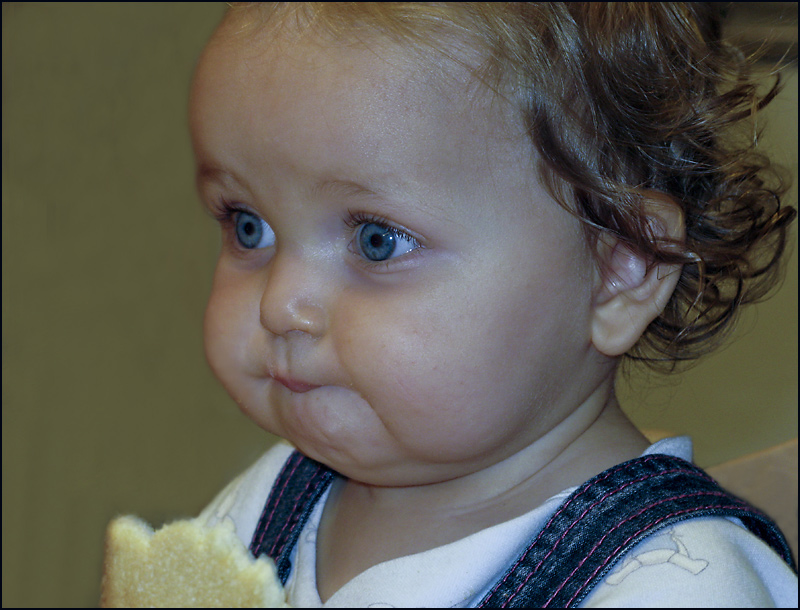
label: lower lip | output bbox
[274,377,320,394]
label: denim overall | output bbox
[249,450,797,608]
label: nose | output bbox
[259,252,328,338]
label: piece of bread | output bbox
[101,515,289,607]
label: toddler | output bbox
[190,3,797,606]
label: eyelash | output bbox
[209,201,421,263]
[344,211,422,263]
[210,198,245,224]
[343,211,410,239]
[209,199,272,254]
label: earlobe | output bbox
[591,195,685,357]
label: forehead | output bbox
[190,7,540,224]
[191,7,524,145]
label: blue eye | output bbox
[234,210,275,249]
[356,222,418,262]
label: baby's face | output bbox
[191,15,604,486]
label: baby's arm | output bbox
[583,518,797,607]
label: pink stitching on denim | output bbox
[545,491,719,605]
[535,457,668,546]
[500,467,702,607]
[252,452,303,553]
[547,492,749,607]
[486,457,663,605]
[268,467,325,556]
[533,469,698,570]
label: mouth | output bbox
[272,375,321,394]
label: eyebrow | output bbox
[195,167,412,216]
[197,166,381,197]
[312,177,384,201]
[196,164,239,187]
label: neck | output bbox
[315,383,650,601]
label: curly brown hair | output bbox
[229,2,796,370]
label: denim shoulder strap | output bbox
[249,450,335,585]
[478,454,797,608]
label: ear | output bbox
[591,194,685,357]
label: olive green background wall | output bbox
[2,3,796,607]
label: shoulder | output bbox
[581,516,798,607]
[197,441,297,548]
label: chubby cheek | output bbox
[204,291,235,390]
[203,271,257,408]
[336,290,549,463]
